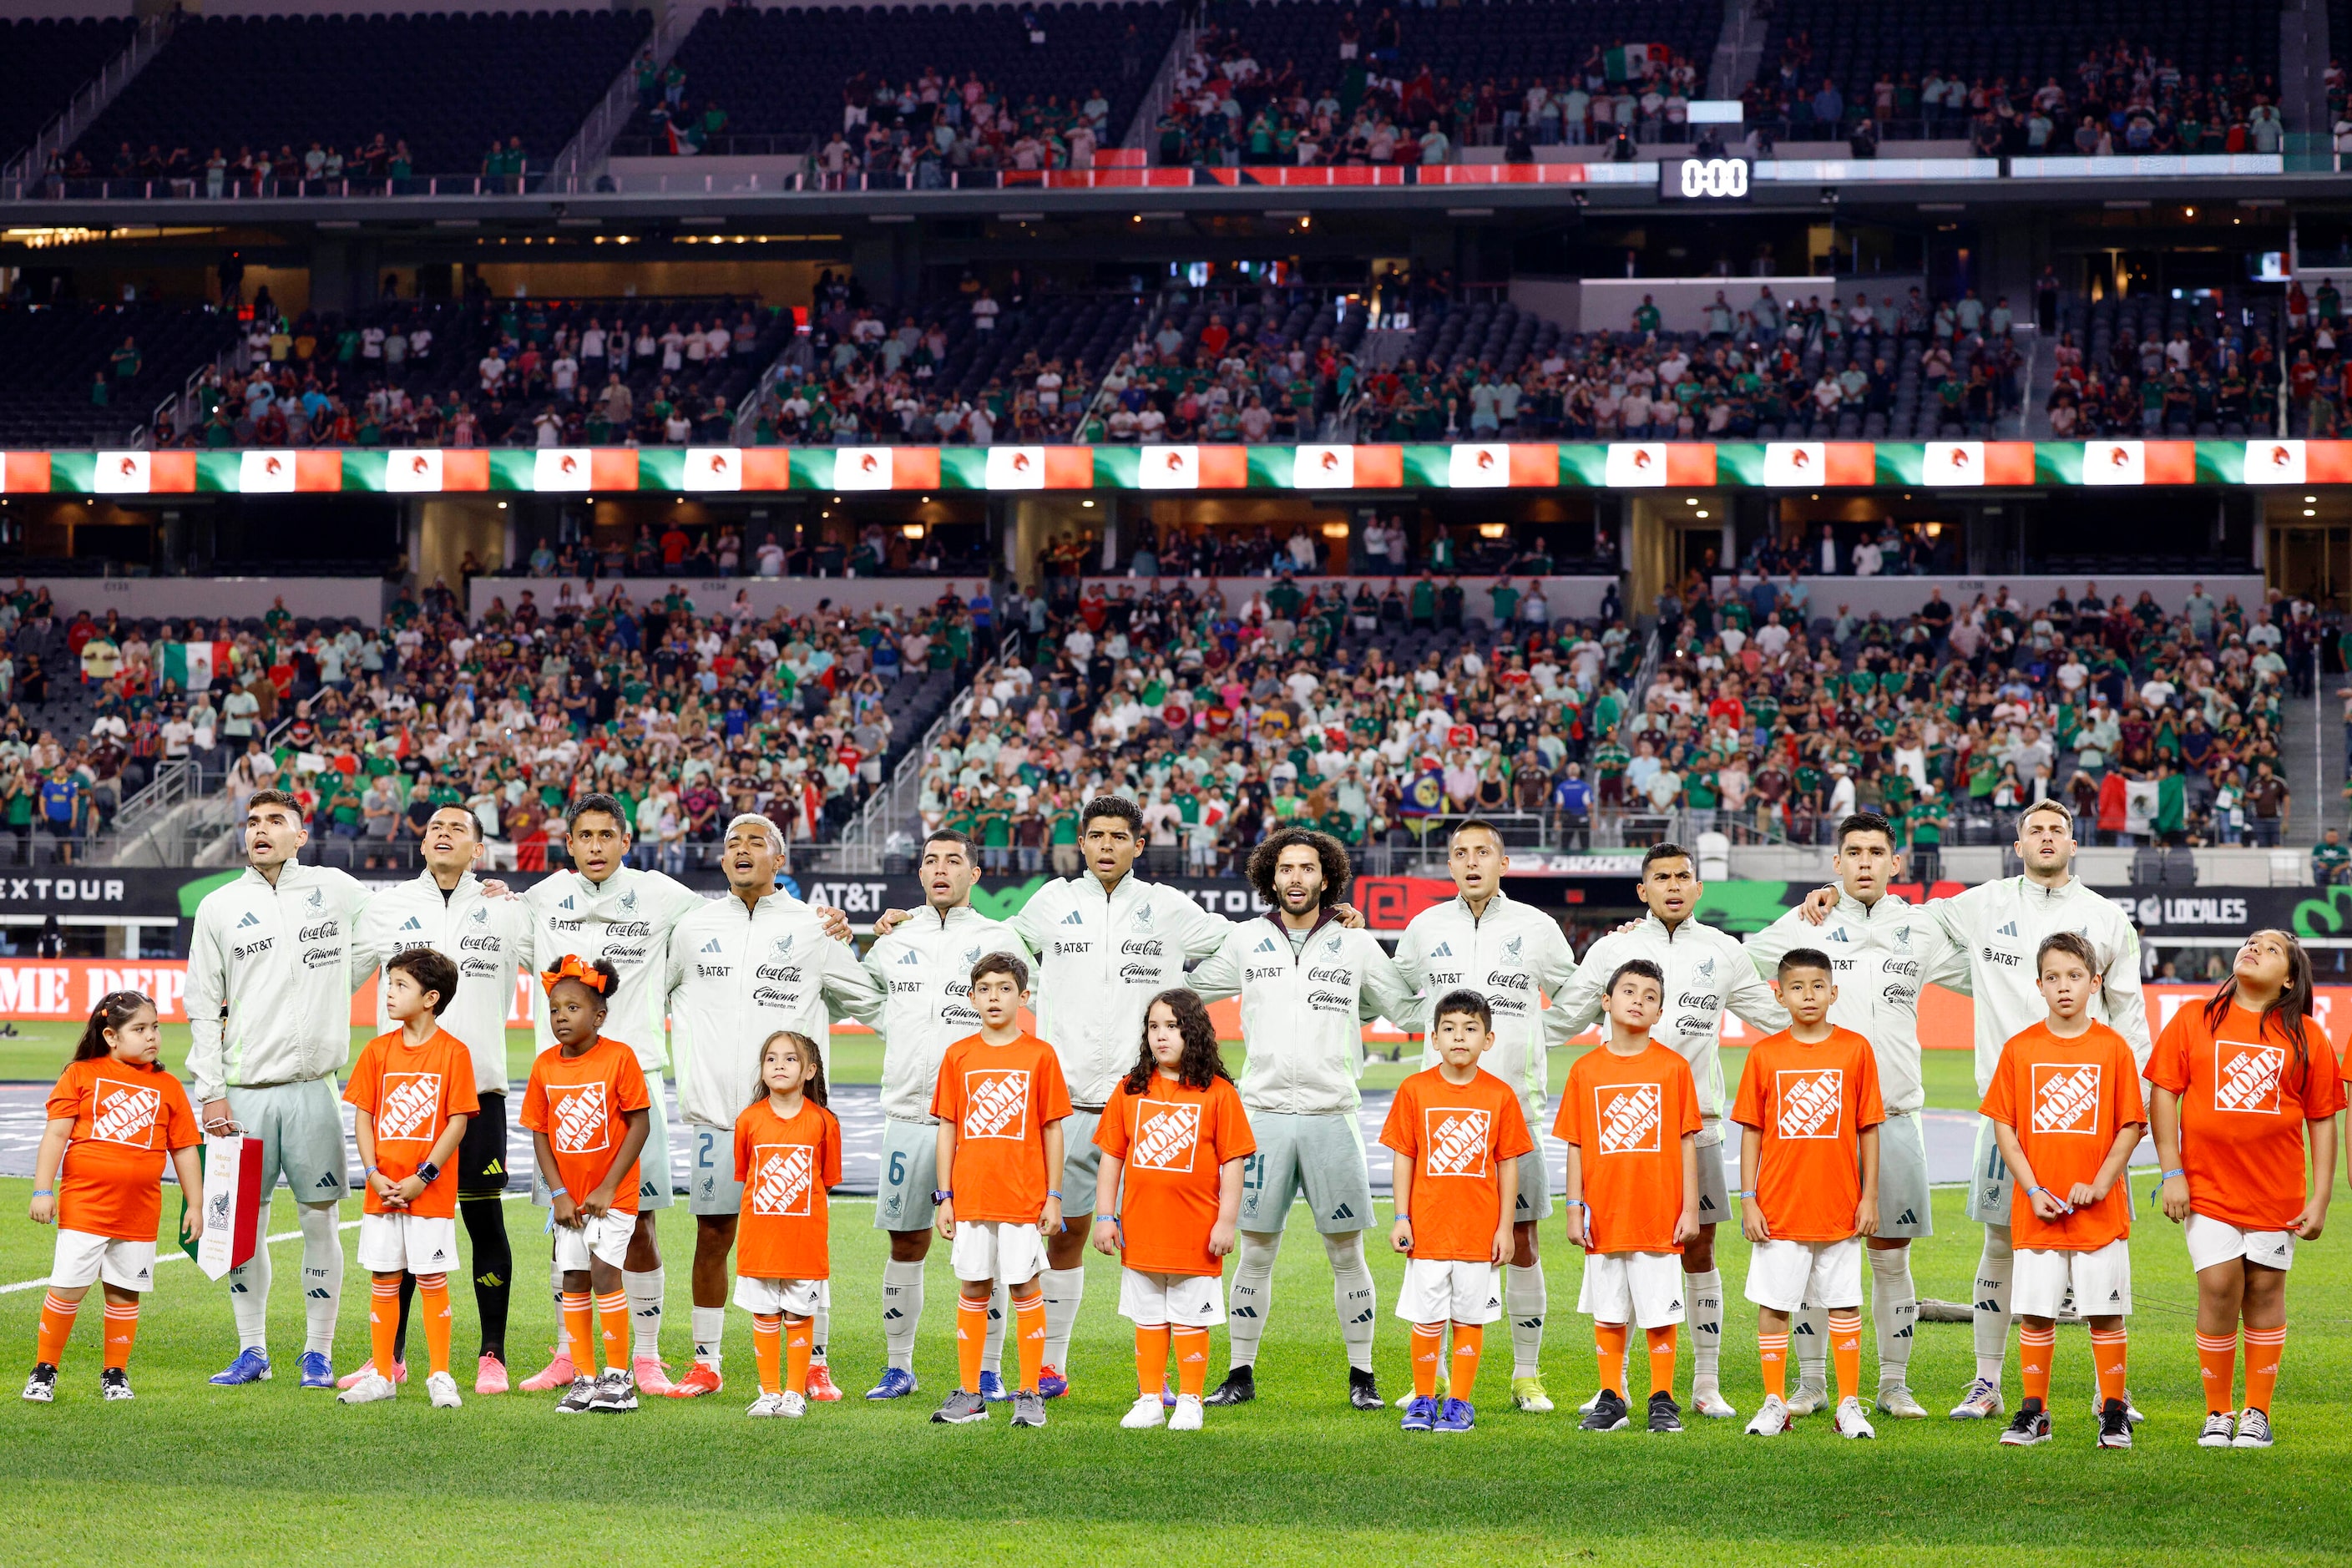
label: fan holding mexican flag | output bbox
[161,638,232,692]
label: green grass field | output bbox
[1,1028,2344,1564]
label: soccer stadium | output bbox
[2,0,2349,1560]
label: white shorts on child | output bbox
[1743,1236,1863,1313]
[357,1212,461,1275]
[1117,1267,1224,1328]
[734,1276,822,1317]
[2013,1240,2132,1318]
[551,1211,635,1272]
[951,1220,1045,1285]
[1394,1257,1503,1326]
[1576,1250,1685,1329]
[49,1230,155,1292]
[2184,1212,2296,1274]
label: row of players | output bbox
[18,793,2334,1448]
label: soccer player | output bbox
[23,991,200,1404]
[1732,948,1883,1440]
[1796,797,2149,1421]
[520,955,653,1414]
[1979,932,2144,1450]
[1393,818,1581,1413]
[339,948,478,1410]
[1552,841,1789,1418]
[1743,811,1966,1419]
[859,828,1021,1402]
[186,788,373,1388]
[929,951,1070,1429]
[734,1030,843,1419]
[1558,959,1702,1435]
[665,813,878,1401]
[2148,929,2339,1449]
[1092,989,1254,1433]
[1381,989,1533,1434]
[1188,827,1418,1411]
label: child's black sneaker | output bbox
[1647,1391,1683,1434]
[22,1363,57,1404]
[1578,1389,1630,1432]
[99,1368,133,1402]
[2097,1398,2132,1449]
[1999,1398,2050,1447]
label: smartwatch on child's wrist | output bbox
[930,1189,953,1204]
[416,1161,440,1186]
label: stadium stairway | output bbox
[2284,674,2330,841]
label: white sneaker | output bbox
[2198,1411,2236,1448]
[336,1372,397,1406]
[1744,1393,1790,1436]
[1783,1381,1831,1418]
[1949,1377,2004,1419]
[1692,1385,1738,1419]
[1121,1393,1167,1429]
[1876,1384,1930,1419]
[426,1371,462,1409]
[746,1392,787,1418]
[1169,1393,1204,1432]
[776,1390,807,1419]
[1834,1395,1876,1439]
[2231,1408,2274,1449]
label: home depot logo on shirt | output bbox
[376,1074,442,1144]
[551,1083,610,1155]
[1596,1083,1663,1156]
[1424,1106,1493,1176]
[750,1143,816,1216]
[963,1069,1030,1140]
[2213,1040,2286,1115]
[2031,1062,2103,1135]
[1775,1070,1844,1141]
[89,1079,162,1147]
[1130,1100,1201,1173]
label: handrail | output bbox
[553,1,699,186]
[3,12,175,185]
[1122,14,1198,151]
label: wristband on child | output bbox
[1734,1189,1757,1199]
[2160,1167,2186,1181]
[1046,1189,1061,1200]
[32,1188,52,1196]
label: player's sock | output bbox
[1041,1266,1084,1375]
[392,1271,415,1364]
[1012,1287,1046,1394]
[298,1203,342,1358]
[786,1317,812,1398]
[561,1292,593,1372]
[1172,1325,1209,1398]
[2091,1327,2128,1410]
[1411,1322,1444,1399]
[882,1259,925,1372]
[1226,1233,1282,1369]
[1324,1232,1377,1373]
[2017,1322,2054,1407]
[956,1295,989,1393]
[691,1307,726,1372]
[624,1267,665,1361]
[2243,1325,2285,1412]
[2197,1331,2239,1414]
[1450,1322,1484,1401]
[460,1197,512,1362]
[981,1280,1008,1379]
[549,1257,569,1359]
[1828,1309,1863,1404]
[1134,1322,1171,1396]
[1758,1330,1788,1401]
[752,1314,782,1397]
[100,1300,139,1370]
[228,1244,271,1350]
[812,1281,829,1368]
[1685,1269,1725,1397]
[1595,1320,1630,1398]
[369,1276,401,1377]
[1973,1227,2015,1385]
[417,1274,453,1378]
[1793,1304,1828,1393]
[35,1292,77,1366]
[594,1290,630,1375]
[1868,1246,1917,1390]
[1505,1262,1545,1378]
[1646,1325,1677,1399]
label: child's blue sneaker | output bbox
[979,1370,1011,1403]
[209,1348,272,1385]
[1038,1367,1070,1399]
[298,1352,336,1389]
[1435,1398,1476,1433]
[1400,1394,1439,1432]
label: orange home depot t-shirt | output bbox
[1380,1066,1535,1263]
[48,1057,199,1241]
[1732,1026,1884,1244]
[1094,1072,1257,1277]
[520,1035,652,1216]
[733,1096,842,1282]
[931,1032,1073,1226]
[1555,1041,1702,1254]
[2149,1002,2342,1232]
[1980,1020,2146,1251]
[343,1026,480,1219]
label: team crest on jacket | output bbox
[1324,932,1343,953]
[306,889,324,912]
[2213,1042,2284,1115]
[1424,1107,1493,1176]
[2030,1064,2102,1134]
[620,891,639,913]
[1695,957,1716,979]
[751,1144,816,1216]
[469,906,489,926]
[1892,925,1912,952]
[770,934,795,959]
[1130,1100,1201,1172]
[1133,902,1155,928]
[1503,935,1523,961]
[1775,1070,1844,1139]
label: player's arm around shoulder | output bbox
[1186,923,1244,1001]
[1546,928,1619,1039]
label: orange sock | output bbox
[100,1300,139,1371]
[1172,1326,1209,1399]
[1828,1309,1863,1403]
[1134,1323,1171,1398]
[1450,1323,1483,1401]
[1595,1321,1630,1397]
[2242,1326,2284,1414]
[417,1275,452,1378]
[1646,1324,1677,1400]
[594,1290,629,1375]
[752,1314,782,1395]
[35,1292,78,1367]
[561,1292,593,1373]
[2090,1328,2127,1409]
[369,1275,401,1375]
[1758,1331,1788,1401]
[1012,1288,1045,1394]
[956,1295,989,1393]
[2196,1331,2238,1414]
[2018,1323,2055,1407]
[785,1317,812,1398]
[1411,1322,1444,1399]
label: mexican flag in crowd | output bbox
[1604,43,1651,82]
[161,639,231,690]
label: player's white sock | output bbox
[691,1306,726,1370]
[1972,1225,2015,1385]
[227,1232,271,1351]
[1793,1304,1828,1392]
[1870,1246,1918,1390]
[1685,1269,1725,1395]
[625,1267,665,1361]
[549,1255,569,1358]
[1325,1232,1376,1374]
[982,1279,1008,1378]
[297,1202,342,1358]
[1041,1266,1085,1373]
[812,1280,830,1367]
[882,1259,925,1372]
[1506,1261,1546,1378]
[1226,1233,1282,1369]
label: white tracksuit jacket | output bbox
[355,870,534,1096]
[185,862,373,1105]
[521,865,706,1072]
[1394,888,1581,1117]
[862,903,1022,1122]
[1187,913,1419,1116]
[1923,873,2152,1089]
